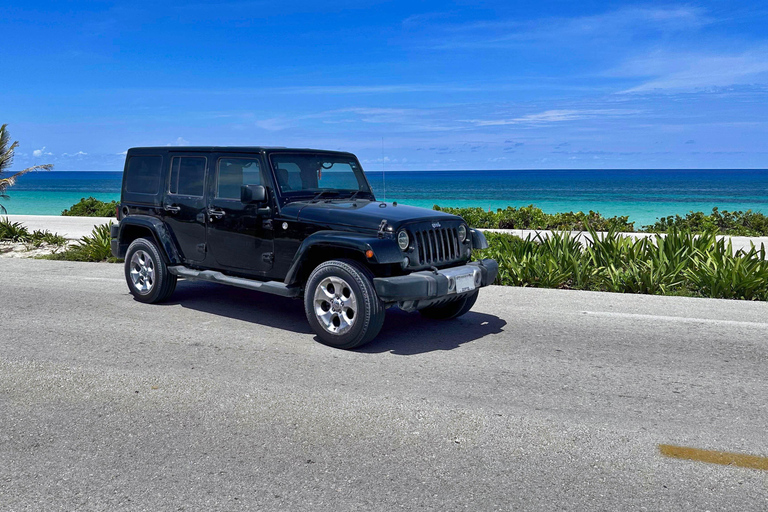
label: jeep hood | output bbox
[280,200,462,231]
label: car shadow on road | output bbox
[359,309,507,355]
[161,281,506,354]
[160,281,314,335]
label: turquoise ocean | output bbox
[3,169,768,228]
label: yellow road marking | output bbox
[659,444,768,471]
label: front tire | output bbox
[304,259,385,349]
[419,290,479,320]
[124,237,177,304]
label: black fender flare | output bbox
[113,215,182,264]
[471,228,489,249]
[284,230,404,286]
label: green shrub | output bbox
[62,197,118,217]
[435,204,768,236]
[45,223,119,262]
[1,217,67,251]
[642,207,768,236]
[475,228,768,301]
[25,229,68,249]
[0,217,30,241]
[433,204,636,232]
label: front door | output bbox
[162,154,208,263]
[206,154,274,273]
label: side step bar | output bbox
[168,266,301,298]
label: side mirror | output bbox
[241,184,266,204]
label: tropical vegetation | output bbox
[475,228,768,301]
[43,223,119,262]
[434,204,635,232]
[434,205,768,236]
[0,217,67,249]
[0,124,53,214]
[642,207,768,237]
[62,196,118,217]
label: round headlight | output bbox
[457,224,467,242]
[397,230,409,250]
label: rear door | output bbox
[162,153,208,263]
[206,154,274,273]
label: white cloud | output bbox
[421,6,709,50]
[255,118,292,131]
[166,137,189,146]
[62,151,88,157]
[617,49,768,93]
[117,150,128,156]
[32,147,53,157]
[275,84,484,95]
[463,109,641,126]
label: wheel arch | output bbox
[114,215,182,264]
[284,231,403,287]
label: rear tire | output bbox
[304,259,385,349]
[419,290,479,320]
[124,237,177,304]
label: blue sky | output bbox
[3,1,768,171]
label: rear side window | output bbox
[169,156,206,196]
[125,156,162,195]
[216,157,262,199]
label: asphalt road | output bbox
[2,258,767,511]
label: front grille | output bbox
[413,226,462,266]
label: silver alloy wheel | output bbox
[129,249,155,294]
[313,276,358,335]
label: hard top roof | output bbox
[127,146,356,156]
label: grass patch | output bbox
[476,228,768,301]
[43,223,122,262]
[1,217,67,251]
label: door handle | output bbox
[208,208,225,220]
[164,204,181,214]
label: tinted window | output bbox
[315,161,361,190]
[217,158,262,199]
[125,156,162,194]
[273,162,303,192]
[270,153,370,197]
[169,156,206,196]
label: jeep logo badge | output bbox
[432,222,441,228]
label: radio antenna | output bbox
[381,136,386,201]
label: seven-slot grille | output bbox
[412,225,462,266]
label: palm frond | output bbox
[0,164,54,194]
[0,125,54,213]
[0,124,15,172]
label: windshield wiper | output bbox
[310,189,340,202]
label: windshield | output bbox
[270,153,374,203]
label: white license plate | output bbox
[455,274,475,293]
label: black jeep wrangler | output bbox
[111,147,498,349]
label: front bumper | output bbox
[373,259,498,302]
